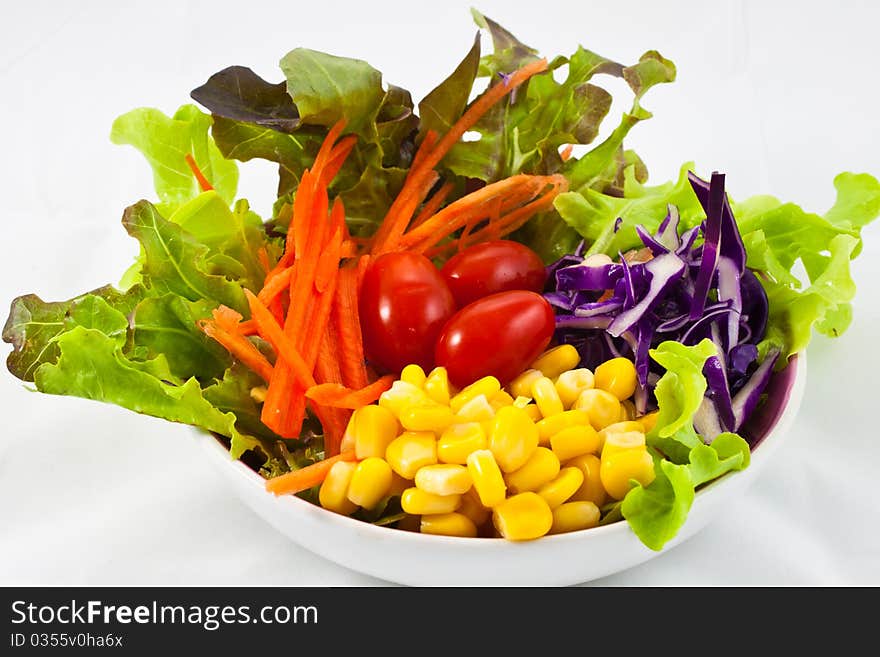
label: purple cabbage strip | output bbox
[689,172,725,320]
[607,253,686,338]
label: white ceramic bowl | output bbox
[196,354,806,586]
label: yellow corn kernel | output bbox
[550,424,601,462]
[466,449,507,508]
[535,409,590,445]
[489,405,539,472]
[619,399,636,421]
[455,394,496,422]
[319,461,359,515]
[512,395,532,409]
[396,513,421,532]
[492,492,553,540]
[601,430,646,459]
[489,389,515,411]
[531,376,565,418]
[594,357,638,401]
[339,412,357,453]
[401,487,461,515]
[505,447,560,494]
[415,464,472,496]
[554,368,595,408]
[399,404,455,433]
[639,411,659,433]
[536,467,585,509]
[450,376,501,414]
[567,454,607,507]
[437,423,487,464]
[458,487,491,527]
[509,369,543,399]
[353,405,400,459]
[523,404,543,422]
[597,421,645,453]
[600,448,655,500]
[424,366,451,406]
[575,388,621,430]
[420,512,478,538]
[347,457,393,510]
[385,431,437,479]
[400,363,427,388]
[550,501,601,534]
[379,380,431,418]
[531,344,581,379]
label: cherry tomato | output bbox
[440,240,547,307]
[359,252,456,373]
[434,290,555,387]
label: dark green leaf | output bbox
[418,33,481,140]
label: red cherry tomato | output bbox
[440,240,547,307]
[359,252,456,373]
[434,290,555,387]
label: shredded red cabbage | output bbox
[545,171,771,442]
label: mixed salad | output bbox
[4,12,879,549]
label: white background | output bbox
[1,0,878,586]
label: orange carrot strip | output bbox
[411,180,454,230]
[198,320,273,382]
[256,246,271,274]
[244,290,316,389]
[265,450,358,496]
[312,119,347,180]
[305,374,395,409]
[560,144,574,161]
[315,200,346,293]
[238,319,259,336]
[320,134,358,188]
[258,266,293,306]
[184,153,214,192]
[305,383,351,405]
[333,265,369,389]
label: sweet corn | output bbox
[455,394,496,422]
[512,395,532,409]
[566,454,607,507]
[531,344,581,379]
[347,457,393,509]
[550,501,600,534]
[505,447,560,494]
[466,449,507,508]
[535,409,590,444]
[490,406,539,472]
[353,405,400,459]
[458,487,491,527]
[437,422,486,464]
[399,404,455,433]
[550,424,600,461]
[415,464,472,496]
[489,389,515,411]
[424,366,452,406]
[379,380,431,418]
[401,487,461,515]
[536,467,585,509]
[575,388,621,430]
[522,404,543,422]
[594,357,638,401]
[400,363,427,388]
[601,430,646,459]
[450,376,501,414]
[600,448,655,499]
[492,492,553,540]
[420,512,478,538]
[509,369,543,399]
[319,461,359,515]
[555,368,595,408]
[531,376,565,418]
[619,399,636,421]
[597,421,644,452]
[639,411,659,433]
[385,431,437,479]
[340,413,357,453]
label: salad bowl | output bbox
[195,354,805,587]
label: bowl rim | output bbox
[197,351,807,547]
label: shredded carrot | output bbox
[244,290,316,389]
[198,320,273,382]
[265,450,358,496]
[333,266,369,389]
[257,266,293,306]
[238,319,259,336]
[411,180,455,230]
[305,374,395,409]
[184,153,214,192]
[560,144,574,162]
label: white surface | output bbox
[1,0,878,586]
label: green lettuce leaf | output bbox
[687,433,750,487]
[621,455,694,551]
[111,105,238,214]
[418,34,481,140]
